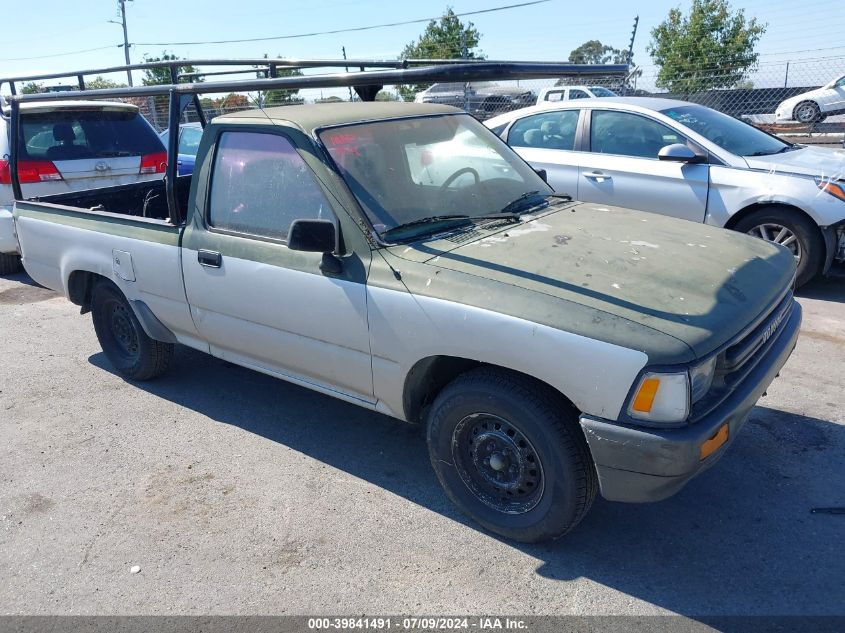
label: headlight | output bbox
[689,356,717,403]
[628,371,690,424]
[816,177,845,203]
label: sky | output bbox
[2,0,844,96]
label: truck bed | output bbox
[31,175,193,222]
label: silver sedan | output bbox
[485,97,845,286]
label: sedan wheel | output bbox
[793,101,821,124]
[746,223,801,261]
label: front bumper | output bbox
[580,301,802,503]
[0,206,19,254]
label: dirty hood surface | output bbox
[389,203,795,358]
[744,145,845,179]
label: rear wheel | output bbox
[733,207,824,287]
[91,280,174,380]
[0,253,22,275]
[426,367,597,543]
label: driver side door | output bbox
[181,128,374,403]
[577,109,709,223]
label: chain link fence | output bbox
[67,55,845,148]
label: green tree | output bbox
[375,90,400,101]
[398,7,484,101]
[647,0,766,95]
[253,56,304,106]
[568,40,628,65]
[21,82,44,94]
[86,76,126,90]
[557,40,630,88]
[141,52,203,85]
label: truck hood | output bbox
[744,145,845,179]
[388,203,795,359]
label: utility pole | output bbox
[118,0,133,86]
[342,46,353,101]
[626,16,639,67]
[624,15,639,95]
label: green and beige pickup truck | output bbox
[12,102,800,542]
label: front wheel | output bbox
[91,280,174,380]
[426,367,597,543]
[732,207,824,287]
[793,101,821,124]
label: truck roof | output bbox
[216,102,461,130]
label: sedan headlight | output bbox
[627,357,717,425]
[816,177,845,203]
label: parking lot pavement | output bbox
[0,271,843,618]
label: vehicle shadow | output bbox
[797,275,845,303]
[89,348,845,618]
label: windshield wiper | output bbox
[499,190,552,215]
[380,215,474,241]
[747,144,797,157]
[380,212,524,242]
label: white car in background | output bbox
[486,97,845,286]
[537,85,617,103]
[775,74,845,124]
[0,99,166,274]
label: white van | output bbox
[0,99,166,273]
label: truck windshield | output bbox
[319,114,550,238]
[660,104,791,157]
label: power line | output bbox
[132,0,552,47]
[0,45,122,62]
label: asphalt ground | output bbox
[0,270,843,620]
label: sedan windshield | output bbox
[660,104,791,157]
[319,114,551,239]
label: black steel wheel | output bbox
[91,280,174,380]
[452,413,545,515]
[427,367,597,543]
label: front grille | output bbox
[691,289,794,421]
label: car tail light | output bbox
[140,151,167,174]
[0,159,63,184]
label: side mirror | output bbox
[288,219,343,275]
[534,168,548,183]
[658,143,706,164]
[288,219,337,253]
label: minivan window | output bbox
[208,132,330,241]
[19,109,163,161]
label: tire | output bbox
[732,207,824,287]
[91,280,174,380]
[793,101,821,124]
[0,252,22,275]
[426,367,597,543]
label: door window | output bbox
[590,110,681,158]
[507,110,580,151]
[208,132,331,241]
[568,89,590,100]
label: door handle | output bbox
[583,171,611,183]
[197,250,222,268]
